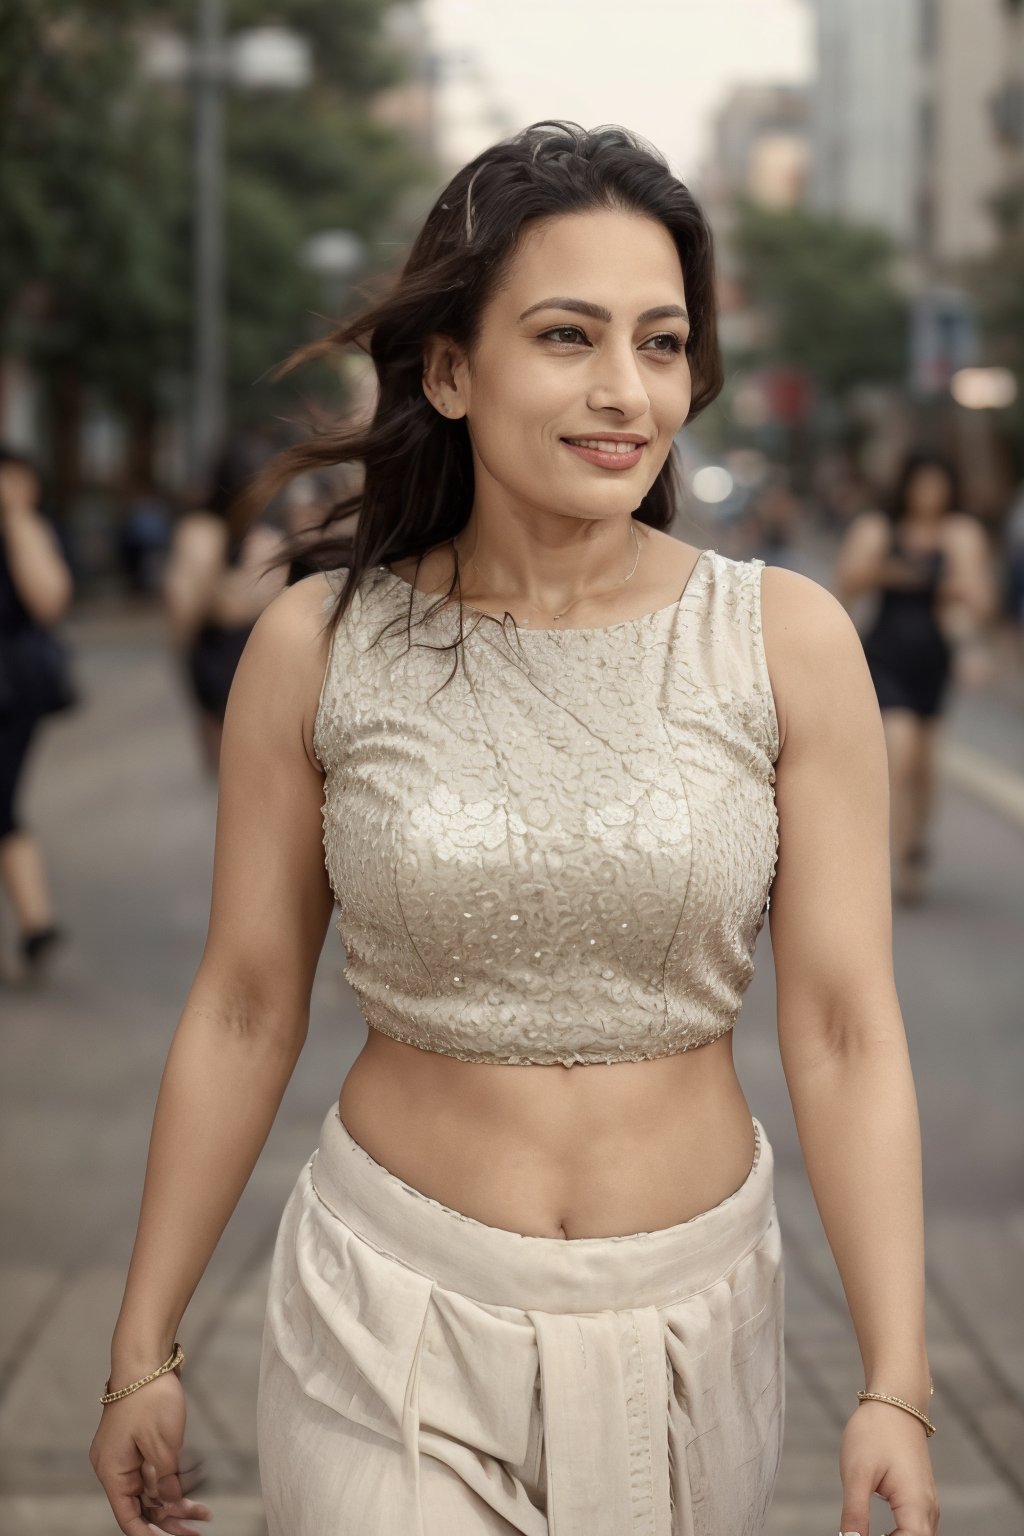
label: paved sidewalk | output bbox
[1,593,1021,1535]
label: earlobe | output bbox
[422,334,468,419]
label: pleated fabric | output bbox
[257,1104,785,1535]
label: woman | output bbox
[836,451,996,905]
[163,432,287,773]
[0,448,73,975]
[90,123,939,1536]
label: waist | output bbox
[337,1027,757,1240]
[310,1099,775,1311]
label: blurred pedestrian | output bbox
[163,433,287,774]
[742,470,805,570]
[835,450,997,904]
[91,122,940,1536]
[0,447,74,976]
[118,477,173,595]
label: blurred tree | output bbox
[0,0,433,507]
[730,201,909,398]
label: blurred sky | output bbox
[426,0,812,179]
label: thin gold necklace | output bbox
[452,522,642,627]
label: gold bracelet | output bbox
[856,1389,936,1437]
[100,1343,185,1405]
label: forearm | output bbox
[784,1032,931,1407]
[109,996,305,1380]
[2,512,72,622]
[164,568,214,647]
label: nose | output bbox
[585,337,650,419]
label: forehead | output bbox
[494,208,686,313]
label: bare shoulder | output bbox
[228,573,340,761]
[759,562,859,645]
[247,570,337,664]
[173,509,224,541]
[758,564,871,754]
[841,508,890,547]
[943,511,989,552]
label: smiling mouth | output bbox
[561,437,647,454]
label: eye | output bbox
[539,325,589,346]
[642,332,687,356]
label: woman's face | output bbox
[428,208,693,528]
[906,464,954,520]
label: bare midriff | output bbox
[337,1027,756,1240]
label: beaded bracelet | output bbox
[856,1389,936,1437]
[100,1343,185,1405]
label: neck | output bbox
[452,518,644,619]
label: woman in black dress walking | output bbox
[0,448,74,973]
[835,452,996,903]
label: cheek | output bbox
[652,363,692,428]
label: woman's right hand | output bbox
[89,1373,211,1535]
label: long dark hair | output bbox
[885,450,961,526]
[254,119,723,664]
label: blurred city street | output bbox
[1,530,1022,1536]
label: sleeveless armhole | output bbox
[749,559,782,764]
[311,569,349,772]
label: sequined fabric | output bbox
[312,546,780,1066]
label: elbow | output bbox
[27,580,72,627]
[188,963,310,1053]
[778,990,909,1082]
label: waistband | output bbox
[308,1104,775,1313]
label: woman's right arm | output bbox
[834,512,892,607]
[835,511,929,607]
[163,515,224,647]
[0,463,73,624]
[90,574,337,1535]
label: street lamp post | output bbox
[148,4,312,490]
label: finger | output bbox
[175,1455,208,1498]
[143,1495,212,1523]
[885,1501,939,1536]
[106,1482,166,1536]
[839,1467,874,1536]
[140,1451,185,1506]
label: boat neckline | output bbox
[376,546,715,635]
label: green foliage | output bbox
[155,0,407,97]
[0,3,188,389]
[730,200,909,397]
[0,0,433,465]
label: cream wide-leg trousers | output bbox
[257,1104,785,1535]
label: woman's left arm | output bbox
[0,464,73,625]
[939,513,998,623]
[760,565,939,1536]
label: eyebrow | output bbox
[518,297,690,326]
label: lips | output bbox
[561,436,647,470]
[561,436,648,452]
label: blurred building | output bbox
[705,84,810,213]
[807,0,1006,269]
[701,84,811,356]
[990,0,1024,203]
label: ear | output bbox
[422,334,470,420]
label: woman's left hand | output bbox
[838,1401,940,1535]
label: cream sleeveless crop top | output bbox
[313,546,780,1066]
